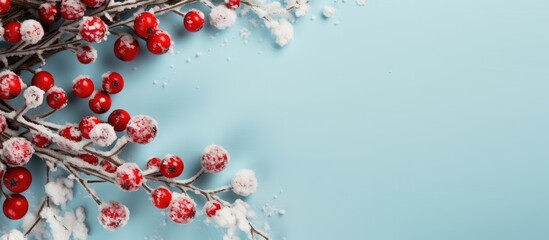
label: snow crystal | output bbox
[24,86,45,109]
[20,20,44,44]
[0,229,26,240]
[209,5,237,30]
[214,199,251,239]
[89,123,117,147]
[266,19,294,47]
[45,178,74,208]
[323,6,336,18]
[231,169,258,196]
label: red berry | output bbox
[226,0,240,9]
[0,70,22,99]
[114,34,140,62]
[114,163,143,192]
[31,70,54,91]
[146,157,161,170]
[88,91,111,114]
[75,45,97,64]
[3,167,32,193]
[79,116,100,139]
[204,201,221,217]
[133,12,158,38]
[82,0,106,8]
[108,109,130,131]
[2,138,34,167]
[100,160,117,173]
[39,2,59,24]
[80,16,107,42]
[151,187,172,209]
[184,10,205,32]
[59,125,82,142]
[126,115,158,144]
[60,0,85,21]
[98,201,129,230]
[72,76,94,98]
[2,194,28,220]
[0,0,11,14]
[160,155,184,178]
[46,87,68,109]
[30,130,51,147]
[101,72,124,94]
[79,153,99,166]
[146,30,171,55]
[201,144,230,173]
[169,194,196,224]
[3,21,20,43]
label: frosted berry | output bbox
[72,76,95,98]
[160,155,184,178]
[108,109,130,131]
[46,87,68,109]
[201,144,230,173]
[89,91,111,114]
[114,34,140,62]
[80,16,107,43]
[3,21,21,43]
[184,10,205,32]
[169,194,196,224]
[79,153,99,166]
[146,30,171,55]
[226,0,240,9]
[101,72,124,94]
[3,194,28,220]
[31,70,54,91]
[126,115,158,144]
[98,201,129,230]
[78,116,100,139]
[151,187,172,209]
[82,0,106,8]
[0,115,6,134]
[75,45,97,64]
[59,125,82,142]
[0,0,10,14]
[204,201,221,217]
[133,12,158,38]
[100,160,117,173]
[0,70,22,99]
[115,162,143,192]
[30,130,51,147]
[2,137,34,167]
[89,123,116,147]
[39,2,59,24]
[146,157,161,170]
[60,0,85,21]
[20,20,44,44]
[3,167,32,193]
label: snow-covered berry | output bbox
[102,71,124,94]
[46,86,68,109]
[225,0,240,10]
[0,0,10,15]
[80,16,107,43]
[20,20,44,44]
[2,137,34,167]
[31,130,51,148]
[115,162,143,192]
[82,0,106,8]
[201,144,230,173]
[114,34,140,62]
[2,166,32,193]
[89,91,112,114]
[108,109,130,131]
[100,160,117,173]
[160,154,184,178]
[3,21,21,43]
[75,45,97,64]
[169,193,196,224]
[59,124,82,142]
[60,0,85,21]
[204,201,221,217]
[126,115,158,144]
[184,10,205,32]
[133,12,158,38]
[146,30,171,55]
[31,70,54,91]
[23,86,45,108]
[0,115,6,134]
[79,116,100,139]
[209,5,237,30]
[231,169,258,196]
[0,70,22,100]
[146,157,161,170]
[2,194,28,220]
[98,201,130,230]
[79,153,99,165]
[72,75,94,98]
[39,2,59,24]
[151,186,171,209]
[89,123,117,147]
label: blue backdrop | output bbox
[3,0,549,239]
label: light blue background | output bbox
[3,0,549,239]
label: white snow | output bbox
[213,199,251,240]
[45,177,74,208]
[231,169,258,196]
[40,207,88,240]
[266,19,294,47]
[323,6,336,18]
[0,229,26,240]
[209,5,237,30]
[24,86,45,109]
[356,0,367,6]
[89,123,117,147]
[22,212,46,240]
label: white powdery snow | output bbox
[323,6,336,18]
[40,207,88,240]
[88,123,116,147]
[22,213,46,240]
[356,0,367,6]
[209,5,237,30]
[266,19,294,47]
[231,169,258,196]
[24,86,45,109]
[285,0,310,17]
[214,199,251,240]
[0,230,26,240]
[45,178,74,208]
